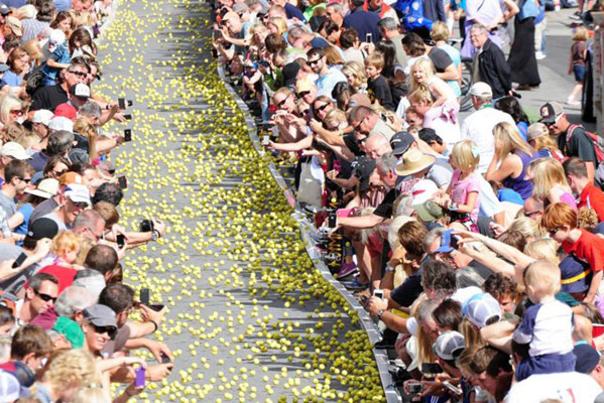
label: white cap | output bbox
[48,116,73,133]
[411,179,438,206]
[49,29,66,45]
[462,292,502,328]
[469,82,493,98]
[25,178,59,199]
[451,286,483,306]
[0,141,30,160]
[64,184,91,205]
[32,109,54,126]
[71,83,90,98]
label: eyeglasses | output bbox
[52,169,67,176]
[34,290,56,303]
[91,324,117,339]
[297,91,310,99]
[19,177,31,183]
[307,58,321,66]
[68,70,88,77]
[314,103,329,112]
[10,109,23,116]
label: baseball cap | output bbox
[390,131,414,156]
[560,255,591,294]
[48,116,74,132]
[52,316,84,349]
[70,83,90,99]
[526,122,548,142]
[414,201,444,223]
[232,2,249,14]
[462,292,502,328]
[32,109,54,126]
[352,156,377,192]
[539,102,564,124]
[64,184,91,205]
[82,304,117,330]
[54,103,77,121]
[24,178,59,199]
[59,172,83,186]
[433,331,465,361]
[0,371,21,401]
[574,343,600,374]
[26,217,59,240]
[469,82,492,98]
[0,4,10,15]
[0,141,30,160]
[451,286,483,306]
[6,16,22,36]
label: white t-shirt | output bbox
[460,107,515,174]
[504,372,602,403]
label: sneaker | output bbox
[535,51,546,60]
[334,262,358,279]
[340,277,369,290]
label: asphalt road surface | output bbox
[95,0,383,401]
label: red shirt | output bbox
[562,229,604,272]
[579,183,604,222]
[38,264,77,293]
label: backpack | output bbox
[566,124,604,162]
[25,64,45,96]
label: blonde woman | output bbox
[486,121,535,200]
[529,158,577,209]
[527,122,565,162]
[267,17,288,36]
[341,61,367,93]
[0,95,24,129]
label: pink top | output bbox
[450,169,481,223]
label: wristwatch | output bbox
[377,309,385,320]
[151,229,160,241]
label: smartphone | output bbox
[373,289,384,299]
[118,175,128,189]
[123,114,132,120]
[365,33,372,43]
[262,135,270,146]
[12,252,27,269]
[421,363,443,375]
[134,366,146,388]
[118,98,133,109]
[116,234,126,248]
[443,381,462,396]
[140,219,154,233]
[123,129,132,142]
[328,210,336,228]
[407,381,423,394]
[140,288,150,306]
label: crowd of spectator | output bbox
[212,0,604,400]
[0,0,176,401]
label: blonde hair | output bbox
[529,123,560,153]
[341,61,367,90]
[410,58,435,93]
[524,238,560,265]
[365,51,385,70]
[408,88,433,105]
[268,17,288,35]
[75,236,93,266]
[493,121,534,160]
[0,95,23,125]
[524,260,561,296]
[415,299,438,366]
[40,349,100,392]
[530,158,571,202]
[323,108,347,130]
[72,384,111,403]
[450,140,480,173]
[507,216,545,240]
[430,21,450,42]
[51,231,81,261]
[573,26,588,41]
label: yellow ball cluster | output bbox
[97,0,384,400]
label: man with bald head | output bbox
[349,106,395,141]
[364,134,392,159]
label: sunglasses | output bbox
[314,103,329,112]
[19,177,31,183]
[92,324,117,339]
[10,109,23,116]
[34,290,56,303]
[69,199,89,209]
[276,95,290,108]
[297,91,310,98]
[68,70,88,77]
[307,58,321,66]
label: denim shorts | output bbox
[573,64,586,82]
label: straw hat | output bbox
[395,149,436,176]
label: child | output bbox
[409,58,458,108]
[435,140,481,232]
[365,52,395,111]
[566,26,588,106]
[512,260,575,381]
[51,231,81,268]
[41,29,71,87]
[529,158,577,209]
[541,202,604,304]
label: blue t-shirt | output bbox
[517,121,528,142]
[14,203,33,245]
[284,3,306,22]
[41,44,70,84]
[3,70,21,86]
[439,43,462,96]
[53,0,71,12]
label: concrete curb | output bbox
[216,67,402,403]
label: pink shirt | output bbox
[450,169,481,223]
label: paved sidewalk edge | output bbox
[216,66,402,403]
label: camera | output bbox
[118,98,133,109]
[123,129,132,142]
[140,219,154,233]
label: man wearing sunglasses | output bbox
[306,47,347,99]
[41,183,91,231]
[30,60,90,113]
[19,272,58,325]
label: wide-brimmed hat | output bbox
[395,149,435,176]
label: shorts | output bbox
[515,351,576,382]
[573,64,586,82]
